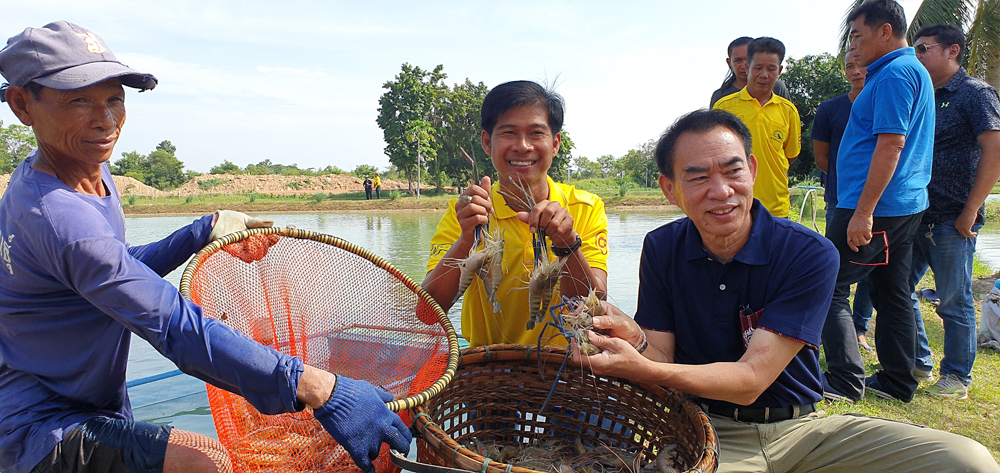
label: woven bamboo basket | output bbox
[413,344,719,473]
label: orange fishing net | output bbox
[180,228,459,473]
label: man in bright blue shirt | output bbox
[0,21,409,473]
[812,50,875,353]
[821,0,935,403]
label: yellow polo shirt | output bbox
[426,176,609,347]
[713,87,801,217]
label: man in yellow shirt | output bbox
[424,81,609,347]
[714,37,801,217]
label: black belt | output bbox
[701,402,816,424]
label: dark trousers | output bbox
[375,186,381,199]
[822,208,922,401]
[365,188,372,199]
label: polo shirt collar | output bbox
[866,46,913,77]
[491,175,564,220]
[940,66,968,93]
[683,199,773,265]
[737,86,777,106]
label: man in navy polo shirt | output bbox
[909,24,1000,399]
[574,109,996,472]
[821,0,935,403]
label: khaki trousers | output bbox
[711,411,998,472]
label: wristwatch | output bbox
[551,234,582,257]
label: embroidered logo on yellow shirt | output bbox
[596,231,608,256]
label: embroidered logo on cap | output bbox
[75,32,106,54]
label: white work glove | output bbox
[209,210,274,241]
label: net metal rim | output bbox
[179,226,460,413]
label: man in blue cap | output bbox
[0,21,410,473]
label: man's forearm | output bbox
[813,141,830,173]
[559,250,606,299]
[966,131,1000,214]
[856,134,905,215]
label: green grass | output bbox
[820,267,1000,459]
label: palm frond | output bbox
[838,0,868,55]
[965,0,1000,83]
[907,0,976,43]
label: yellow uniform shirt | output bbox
[714,87,801,217]
[426,177,609,347]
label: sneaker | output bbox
[822,390,854,403]
[912,368,934,383]
[925,374,969,399]
[865,374,907,402]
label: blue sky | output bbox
[0,0,923,173]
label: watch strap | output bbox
[551,234,582,257]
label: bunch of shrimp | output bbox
[447,218,505,312]
[497,175,567,329]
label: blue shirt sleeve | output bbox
[872,71,918,135]
[127,215,213,277]
[51,228,303,415]
[635,232,674,332]
[811,102,832,142]
[756,233,838,347]
[968,86,1000,137]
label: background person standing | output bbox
[714,37,801,218]
[821,0,935,403]
[812,51,876,353]
[710,36,792,108]
[908,24,1000,399]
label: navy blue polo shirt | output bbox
[635,200,838,410]
[811,94,853,205]
[924,67,1000,225]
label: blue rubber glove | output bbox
[313,376,412,472]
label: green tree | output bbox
[353,164,379,177]
[405,120,437,197]
[210,160,242,174]
[377,63,447,191]
[572,156,601,180]
[782,53,852,181]
[839,0,1000,87]
[551,129,575,182]
[0,121,37,173]
[155,140,176,155]
[596,154,617,178]
[433,79,490,184]
[145,149,187,190]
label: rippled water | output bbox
[123,211,1000,436]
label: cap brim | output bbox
[33,61,157,92]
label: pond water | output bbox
[124,211,1000,437]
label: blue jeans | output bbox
[909,221,981,385]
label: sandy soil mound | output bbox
[0,173,415,197]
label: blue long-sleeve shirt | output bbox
[0,152,303,473]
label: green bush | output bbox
[248,192,258,203]
[389,190,400,201]
[197,178,229,191]
[287,182,300,191]
[184,195,194,204]
[126,195,137,206]
[312,193,326,203]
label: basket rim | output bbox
[412,343,719,473]
[178,226,460,413]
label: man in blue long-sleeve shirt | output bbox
[0,21,410,473]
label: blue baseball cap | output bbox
[0,21,157,102]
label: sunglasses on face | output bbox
[914,43,941,54]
